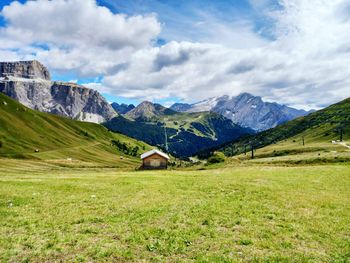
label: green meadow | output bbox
[1,91,350,262]
[1,160,349,262]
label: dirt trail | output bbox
[339,142,350,149]
[334,141,350,149]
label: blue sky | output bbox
[98,0,278,44]
[1,0,350,109]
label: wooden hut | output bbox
[141,149,169,169]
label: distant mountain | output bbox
[170,93,310,131]
[124,101,177,121]
[111,102,135,114]
[104,101,253,157]
[0,60,117,123]
[219,96,350,157]
[170,102,192,112]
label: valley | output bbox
[104,101,253,157]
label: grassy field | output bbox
[233,139,350,166]
[1,160,349,262]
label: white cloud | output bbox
[1,0,160,49]
[0,0,160,75]
[1,0,350,109]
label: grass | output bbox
[233,135,350,166]
[0,161,349,262]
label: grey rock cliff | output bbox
[0,61,117,123]
[0,60,51,80]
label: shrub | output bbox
[207,152,226,164]
[237,239,253,246]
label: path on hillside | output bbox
[334,141,350,149]
[339,142,350,149]
[0,142,105,159]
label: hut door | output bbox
[150,159,160,167]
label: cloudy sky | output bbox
[1,0,350,109]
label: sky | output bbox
[0,0,350,109]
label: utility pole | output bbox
[340,127,343,142]
[302,136,305,146]
[251,143,254,159]
[164,126,168,152]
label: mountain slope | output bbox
[124,101,177,121]
[219,96,350,157]
[0,60,117,123]
[0,93,151,167]
[104,101,253,157]
[171,93,309,131]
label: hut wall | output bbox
[142,154,168,169]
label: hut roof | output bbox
[141,149,170,160]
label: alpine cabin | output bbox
[141,149,169,169]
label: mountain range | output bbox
[0,60,318,157]
[170,93,310,131]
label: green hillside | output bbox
[105,111,252,157]
[220,97,350,160]
[0,93,151,168]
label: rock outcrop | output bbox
[0,61,117,123]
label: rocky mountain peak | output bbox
[0,60,51,80]
[0,60,117,123]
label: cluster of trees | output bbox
[111,139,140,156]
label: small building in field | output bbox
[141,149,169,169]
